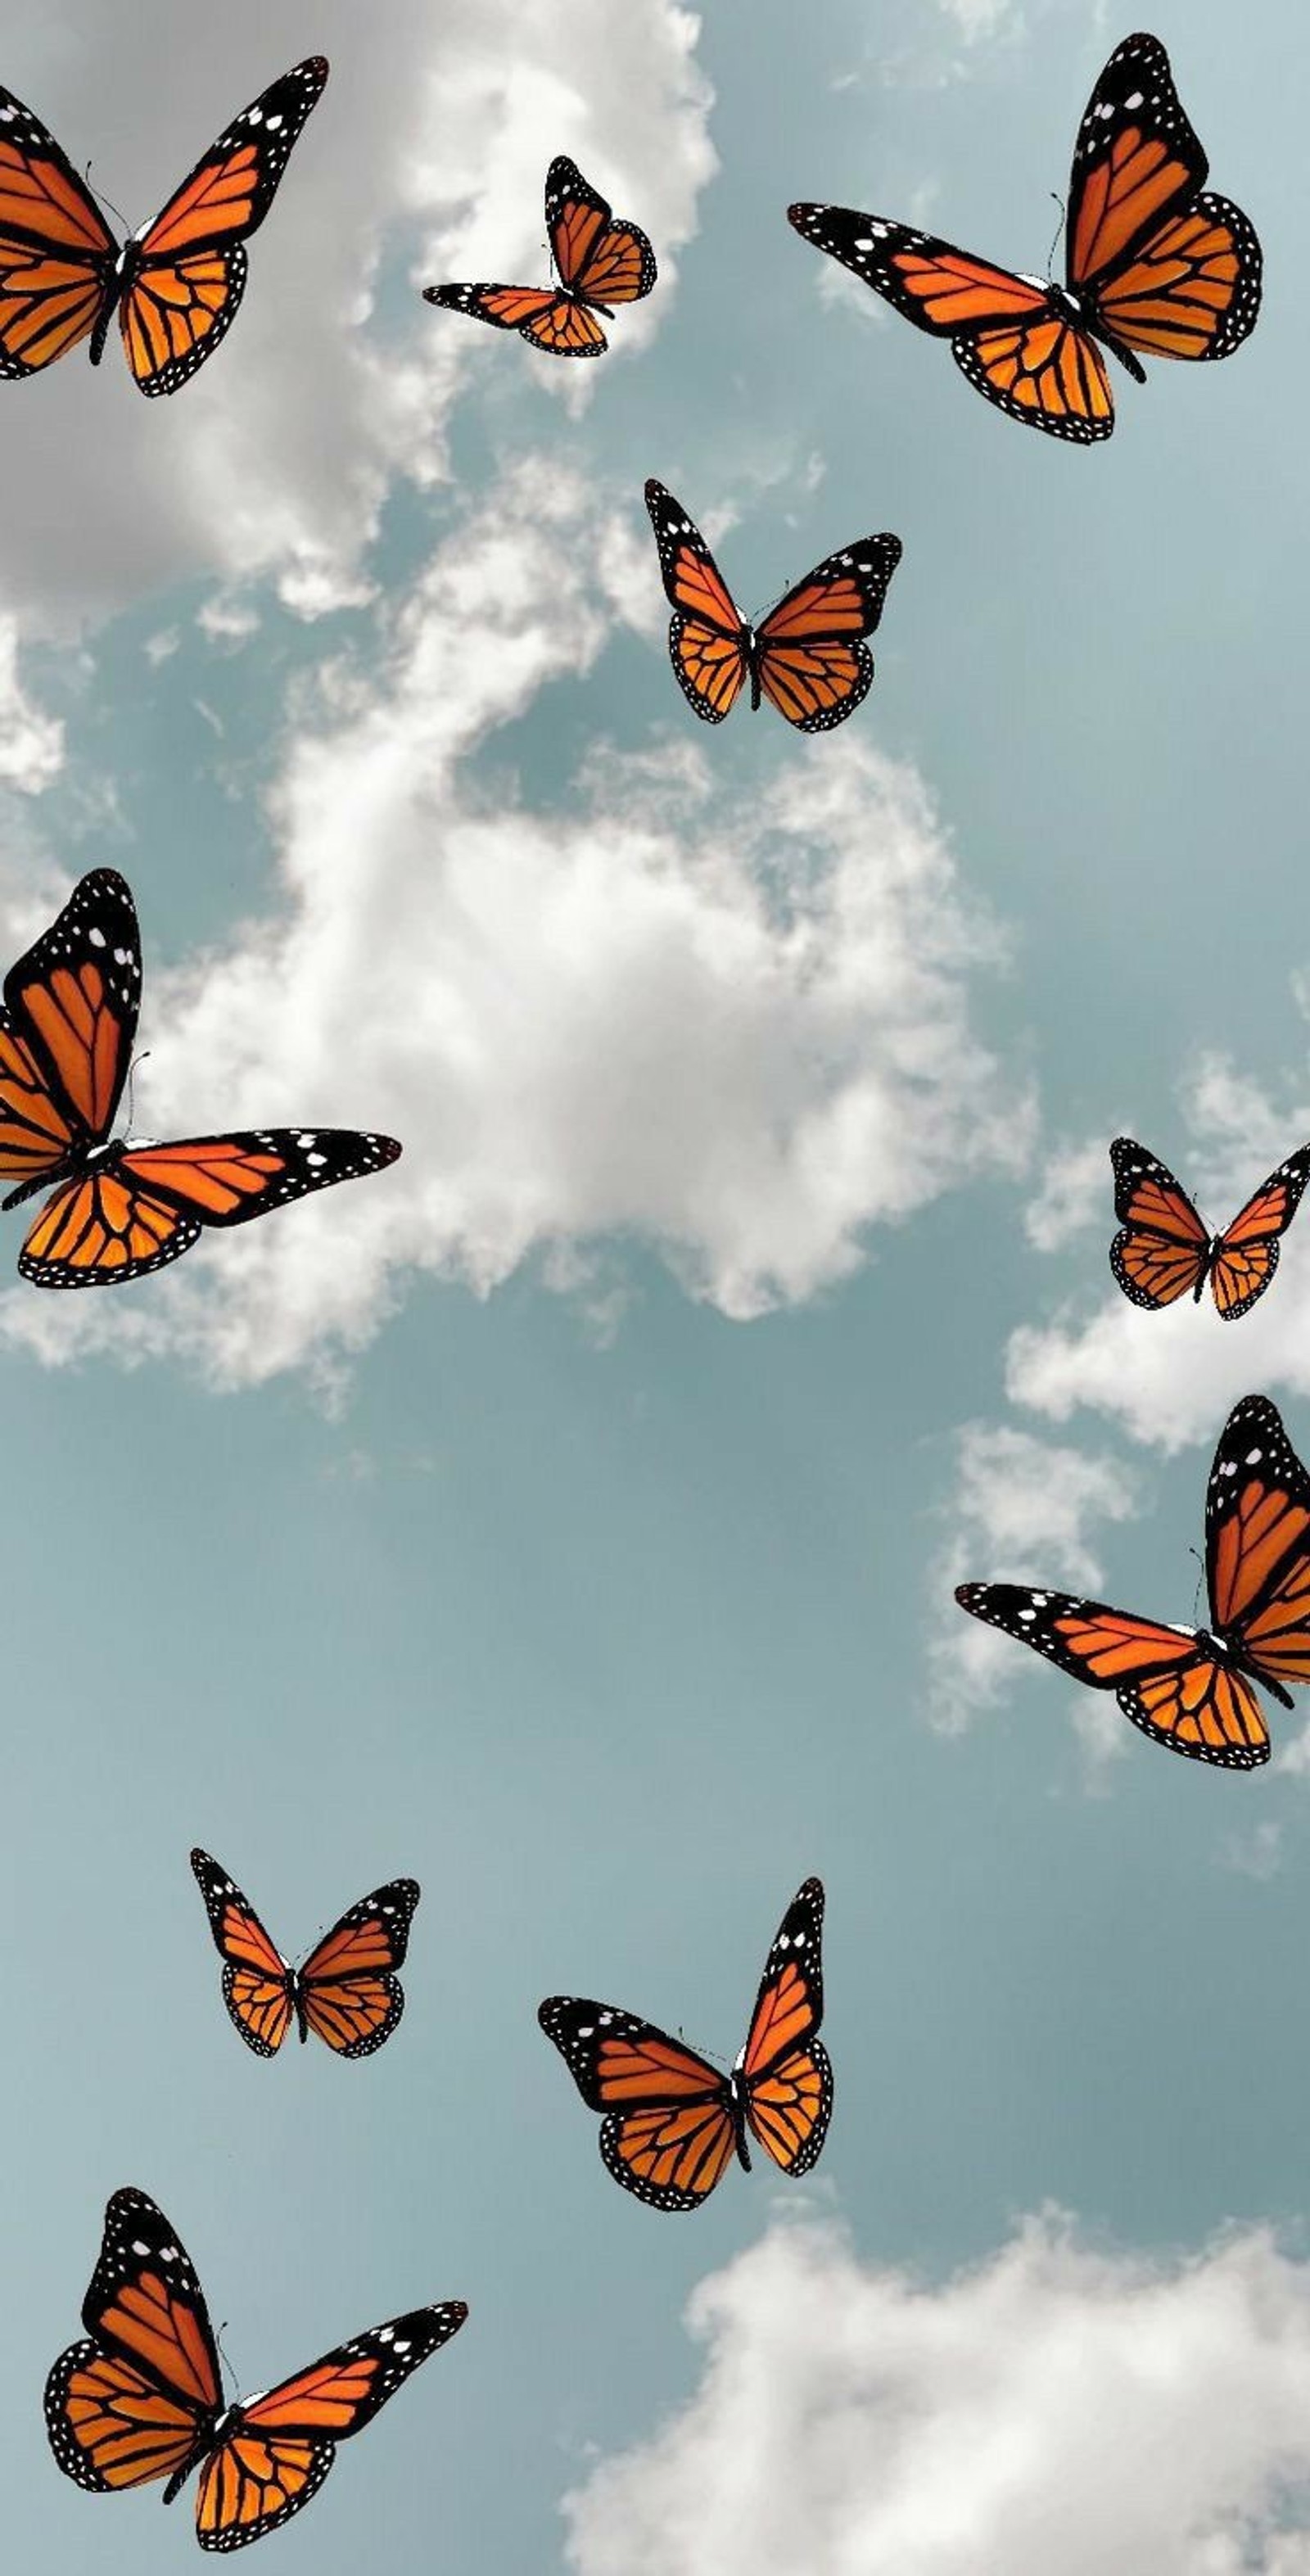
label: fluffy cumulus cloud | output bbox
[1006,1057,1310,1453]
[0,0,712,630]
[0,461,1032,1389]
[562,2213,1310,2576]
[925,1421,1139,1748]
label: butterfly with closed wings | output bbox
[645,479,901,730]
[1109,1136,1310,1321]
[0,869,400,1287]
[423,153,655,357]
[0,56,327,395]
[789,31,1261,441]
[956,1395,1310,1769]
[44,2188,467,2550]
[190,1852,419,2060]
[540,1878,832,2211]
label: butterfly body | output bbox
[190,1851,420,2060]
[45,2189,467,2549]
[1109,1137,1310,1320]
[540,1878,832,2211]
[645,479,901,730]
[955,1395,1310,1766]
[423,153,655,358]
[788,33,1260,440]
[0,58,326,394]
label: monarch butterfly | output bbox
[422,153,655,357]
[0,57,327,395]
[189,1853,419,2060]
[1109,1137,1310,1321]
[955,1394,1310,1769]
[539,1878,832,2211]
[0,869,400,1287]
[644,478,901,730]
[44,2188,467,2551]
[788,31,1261,441]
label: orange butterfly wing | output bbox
[45,2190,221,2496]
[0,83,115,377]
[787,205,1116,444]
[297,1878,420,2058]
[422,280,604,355]
[954,1585,1269,1769]
[539,1996,736,2210]
[19,1128,401,1290]
[118,56,328,396]
[1206,1395,1310,1699]
[1065,37,1261,363]
[1109,1137,1210,1310]
[190,1850,294,2058]
[739,1878,833,2176]
[644,478,748,724]
[1208,1148,1310,1322]
[194,2303,467,2552]
[545,155,656,308]
[0,869,140,1194]
[755,534,901,733]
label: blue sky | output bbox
[9,1,1310,2569]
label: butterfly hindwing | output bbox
[194,2303,467,2553]
[739,1877,833,2176]
[298,1878,420,2058]
[539,1995,736,2211]
[190,1850,293,2058]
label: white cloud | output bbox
[0,0,713,634]
[562,2212,1310,2576]
[1006,1060,1310,1453]
[926,1421,1139,1742]
[1024,1132,1112,1254]
[0,617,63,793]
[0,465,1032,1390]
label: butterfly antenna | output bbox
[1189,1545,1205,1624]
[124,1050,150,1132]
[215,2323,238,2401]
[678,2022,727,2070]
[1045,192,1066,280]
[84,161,130,233]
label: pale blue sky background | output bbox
[6,2,1310,2570]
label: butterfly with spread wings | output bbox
[0,56,327,396]
[189,1853,419,2061]
[540,1878,832,2211]
[422,153,655,358]
[1109,1137,1310,1321]
[788,31,1261,441]
[0,869,400,1288]
[956,1395,1310,1769]
[644,479,901,730]
[44,2188,467,2551]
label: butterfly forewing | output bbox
[739,1878,833,2176]
[190,1851,294,2058]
